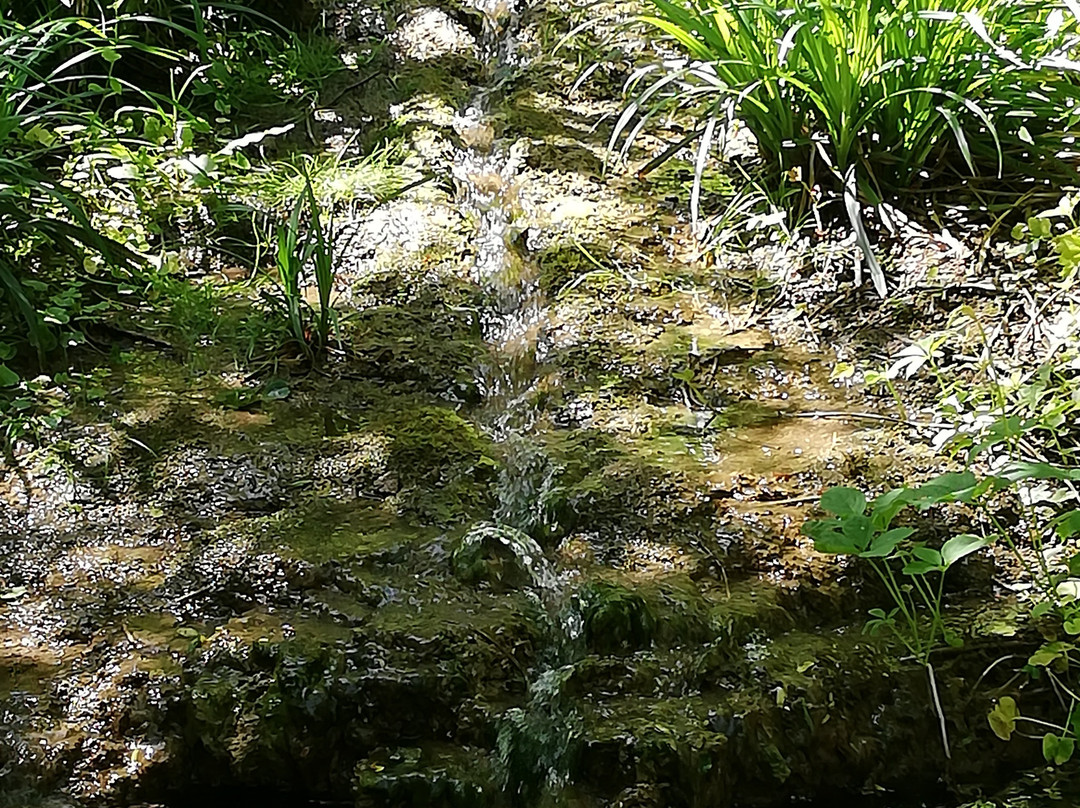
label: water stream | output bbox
[453,1,586,795]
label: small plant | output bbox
[269,178,338,359]
[804,473,991,760]
[807,459,1080,760]
[803,474,991,662]
[1010,192,1080,281]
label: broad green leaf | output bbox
[941,534,990,567]
[903,560,939,575]
[0,365,18,387]
[914,471,978,505]
[1031,601,1054,618]
[1029,642,1074,668]
[803,520,861,555]
[1055,511,1080,541]
[820,487,866,518]
[860,527,913,558]
[988,696,1018,740]
[1068,553,1080,577]
[912,545,943,566]
[870,487,919,529]
[1043,733,1075,766]
[840,514,874,551]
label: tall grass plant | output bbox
[617,0,1080,294]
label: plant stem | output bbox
[927,662,951,760]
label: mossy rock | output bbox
[577,581,657,655]
[347,272,486,401]
[451,523,554,591]
[355,402,499,524]
[354,745,501,808]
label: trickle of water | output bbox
[451,3,585,798]
[459,523,559,592]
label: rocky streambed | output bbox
[0,0,1053,806]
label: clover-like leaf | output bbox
[988,696,1018,741]
[1043,733,1076,766]
[902,544,944,575]
[1028,641,1074,668]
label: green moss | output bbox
[348,272,486,401]
[452,524,549,591]
[577,581,657,655]
[536,242,615,297]
[365,402,498,524]
[261,501,440,564]
[355,745,500,808]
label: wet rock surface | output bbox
[0,1,1053,806]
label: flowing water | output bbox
[456,7,585,795]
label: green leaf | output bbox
[0,365,19,387]
[860,527,913,558]
[1028,642,1074,668]
[870,487,919,529]
[1043,733,1075,766]
[803,519,860,555]
[1032,601,1054,618]
[941,534,990,567]
[998,461,1080,483]
[912,545,943,566]
[820,487,866,518]
[1055,511,1080,541]
[914,471,978,505]
[903,560,940,575]
[840,514,874,551]
[988,696,1018,741]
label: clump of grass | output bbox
[239,142,420,211]
[268,176,338,358]
[0,14,155,370]
[616,0,1079,295]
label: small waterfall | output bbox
[452,1,585,799]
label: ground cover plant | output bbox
[0,0,412,440]
[608,0,1080,786]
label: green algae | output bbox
[347,271,487,401]
[577,581,656,655]
[260,501,440,564]
[359,402,498,523]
